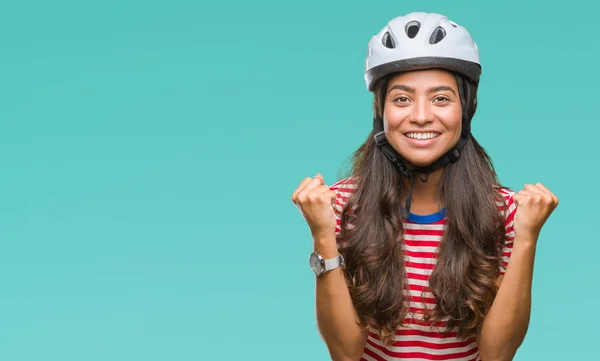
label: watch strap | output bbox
[323,253,344,272]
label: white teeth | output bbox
[406,132,440,140]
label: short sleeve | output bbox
[498,188,517,275]
[329,177,357,240]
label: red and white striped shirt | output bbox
[330,177,516,361]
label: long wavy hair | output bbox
[337,70,507,345]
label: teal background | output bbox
[0,0,597,360]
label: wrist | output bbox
[313,233,339,258]
[514,233,538,250]
[312,230,336,244]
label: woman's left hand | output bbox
[512,183,559,242]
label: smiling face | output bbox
[382,69,463,168]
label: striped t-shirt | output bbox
[330,177,516,361]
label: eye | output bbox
[394,96,411,103]
[433,96,451,103]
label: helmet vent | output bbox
[405,21,420,38]
[382,32,396,48]
[429,26,446,44]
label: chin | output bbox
[401,153,442,169]
[405,159,436,169]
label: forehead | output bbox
[387,69,457,90]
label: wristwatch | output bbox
[309,251,345,277]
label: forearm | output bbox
[478,238,537,361]
[314,234,367,361]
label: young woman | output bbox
[291,12,558,361]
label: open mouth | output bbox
[404,132,441,140]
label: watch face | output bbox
[309,252,323,274]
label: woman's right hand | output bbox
[291,173,338,240]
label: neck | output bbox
[402,167,445,215]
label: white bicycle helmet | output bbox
[364,12,481,91]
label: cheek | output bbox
[383,105,407,130]
[441,108,463,133]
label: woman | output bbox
[292,12,558,361]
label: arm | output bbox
[476,237,536,361]
[314,233,368,361]
[292,174,367,361]
[477,184,558,361]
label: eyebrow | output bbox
[388,85,456,95]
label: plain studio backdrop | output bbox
[0,0,597,360]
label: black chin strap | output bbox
[374,125,468,217]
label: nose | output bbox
[410,100,433,125]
